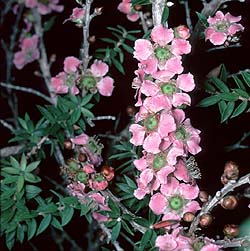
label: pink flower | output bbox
[63,56,81,74]
[201,244,221,251]
[71,133,89,145]
[117,0,140,22]
[70,7,85,20]
[175,25,190,39]
[205,11,244,45]
[51,71,79,95]
[90,193,110,222]
[14,35,40,69]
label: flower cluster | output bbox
[62,133,114,222]
[205,11,244,46]
[130,24,210,250]
[14,34,40,69]
[51,57,114,97]
[117,0,140,22]
[24,0,64,15]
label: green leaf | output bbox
[17,176,25,192]
[61,206,74,226]
[2,167,20,175]
[221,101,235,123]
[204,82,216,92]
[241,71,250,87]
[111,221,121,242]
[196,11,208,26]
[24,173,41,183]
[233,75,246,90]
[122,220,134,235]
[43,16,56,32]
[218,100,227,117]
[219,92,239,102]
[124,175,137,189]
[121,43,134,54]
[231,100,248,118]
[36,214,52,235]
[233,88,249,99]
[18,117,28,130]
[161,6,169,24]
[26,161,40,172]
[81,107,94,118]
[10,156,20,169]
[70,109,81,124]
[219,64,228,82]
[20,154,27,171]
[26,185,42,200]
[140,229,153,250]
[198,95,221,107]
[27,218,37,240]
[37,105,55,123]
[212,77,229,92]
[111,56,125,74]
[108,199,120,218]
[81,94,93,106]
[100,37,117,44]
[51,217,63,230]
[6,231,15,250]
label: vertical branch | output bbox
[183,0,193,31]
[139,11,148,34]
[32,9,55,104]
[82,0,93,72]
[151,0,165,26]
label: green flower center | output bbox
[215,21,229,32]
[88,137,104,155]
[161,82,176,95]
[82,76,96,90]
[175,127,188,140]
[77,172,87,183]
[154,47,171,61]
[169,196,184,211]
[144,115,158,131]
[153,154,166,170]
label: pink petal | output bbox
[71,133,89,145]
[209,32,227,45]
[172,109,185,124]
[228,23,244,35]
[134,188,148,200]
[158,111,176,138]
[176,73,195,92]
[187,135,202,155]
[173,93,191,107]
[140,169,154,186]
[151,25,174,46]
[134,39,153,61]
[139,58,158,74]
[225,12,242,23]
[160,177,179,196]
[167,141,185,165]
[163,56,184,76]
[174,159,191,182]
[184,201,201,214]
[155,234,178,250]
[149,193,166,215]
[208,11,224,25]
[91,60,109,77]
[127,13,140,22]
[143,95,171,113]
[134,157,148,171]
[143,132,161,154]
[180,183,199,199]
[63,56,81,74]
[129,124,145,146]
[157,165,175,184]
[97,76,114,96]
[140,80,159,96]
[171,39,191,56]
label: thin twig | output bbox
[215,236,250,249]
[0,118,14,132]
[225,131,250,152]
[101,189,148,234]
[151,0,166,26]
[182,0,193,31]
[99,222,124,251]
[139,11,148,34]
[0,145,24,158]
[207,43,242,52]
[189,173,250,234]
[26,136,49,159]
[0,82,53,103]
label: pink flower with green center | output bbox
[129,110,176,153]
[205,11,244,45]
[134,25,191,78]
[169,109,201,155]
[14,35,40,70]
[149,177,200,218]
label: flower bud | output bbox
[199,191,209,203]
[66,158,79,171]
[199,213,212,227]
[175,25,190,39]
[224,161,239,180]
[95,7,103,15]
[78,153,87,162]
[223,224,239,238]
[101,166,115,181]
[221,173,229,185]
[64,140,73,149]
[221,195,238,210]
[183,212,195,222]
[134,5,142,11]
[88,35,96,44]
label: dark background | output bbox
[1,0,250,250]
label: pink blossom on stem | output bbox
[117,0,139,22]
[205,11,244,45]
[63,56,81,74]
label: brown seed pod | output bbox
[64,140,73,150]
[78,153,87,162]
[134,5,142,11]
[199,213,213,227]
[101,166,115,181]
[223,161,239,180]
[153,220,179,229]
[199,191,209,203]
[221,195,238,210]
[183,212,195,222]
[223,224,239,238]
[88,35,96,44]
